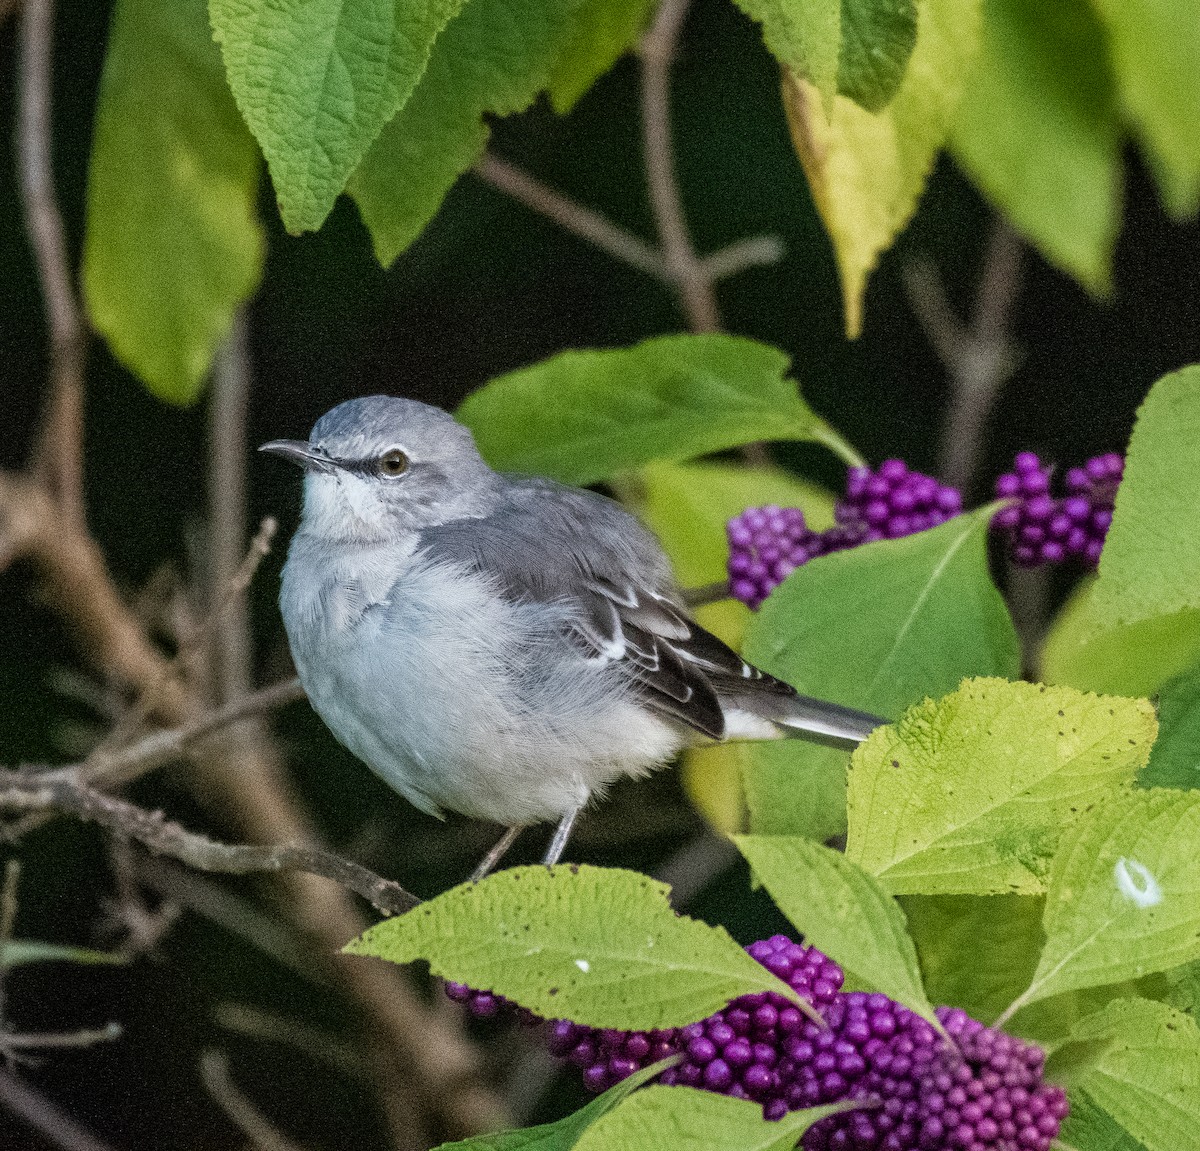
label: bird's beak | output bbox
[258,440,336,473]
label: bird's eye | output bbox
[378,448,410,477]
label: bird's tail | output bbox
[737,692,885,749]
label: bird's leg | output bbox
[542,806,581,867]
[470,825,524,883]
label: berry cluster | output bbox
[727,463,963,608]
[727,450,1124,609]
[992,451,1122,567]
[444,937,1068,1151]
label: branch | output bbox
[201,1049,310,1151]
[1,1022,122,1054]
[17,0,86,528]
[639,0,719,333]
[0,775,422,916]
[905,218,1024,494]
[474,152,668,281]
[0,1067,119,1151]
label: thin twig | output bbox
[700,235,785,281]
[1,1022,122,1053]
[0,861,20,1029]
[906,218,1024,495]
[682,580,732,608]
[639,0,719,332]
[0,776,422,916]
[0,1066,120,1151]
[201,1049,310,1151]
[214,1003,368,1081]
[474,152,668,281]
[17,0,86,528]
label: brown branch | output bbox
[639,0,719,333]
[474,152,668,281]
[0,1066,119,1151]
[16,0,86,529]
[905,218,1024,494]
[681,580,732,608]
[201,1049,310,1151]
[0,774,422,917]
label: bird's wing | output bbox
[416,478,797,741]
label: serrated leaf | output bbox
[783,0,981,337]
[349,0,590,263]
[1040,577,1200,699]
[846,678,1155,895]
[1142,660,1200,790]
[545,0,655,113]
[735,835,937,1025]
[211,0,463,233]
[739,508,1019,843]
[1012,791,1200,1010]
[837,0,918,113]
[1068,998,1200,1151]
[434,1059,672,1150]
[1,941,126,968]
[1089,367,1200,633]
[81,0,263,404]
[1058,1091,1148,1151]
[573,1087,855,1151]
[628,461,835,835]
[733,0,841,107]
[345,866,810,1029]
[950,0,1121,294]
[456,335,853,486]
[1086,0,1200,217]
[900,894,1043,1025]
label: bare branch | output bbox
[201,1049,310,1151]
[0,1066,119,1151]
[1,1022,122,1053]
[0,775,422,916]
[701,235,785,282]
[474,152,668,282]
[0,861,22,1028]
[214,1003,368,1081]
[17,0,87,528]
[681,580,731,608]
[639,0,719,332]
[905,218,1024,494]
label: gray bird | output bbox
[262,396,882,878]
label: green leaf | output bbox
[1089,367,1200,634]
[783,0,981,337]
[211,0,463,233]
[846,678,1156,896]
[735,835,937,1025]
[739,508,1019,843]
[1040,577,1200,699]
[1058,1091,1148,1151]
[1142,661,1200,790]
[349,0,592,264]
[901,894,1043,1025]
[950,0,1121,294]
[1,941,126,968]
[1012,790,1200,1010]
[456,335,854,486]
[434,1059,672,1150]
[344,866,811,1029]
[81,0,263,404]
[837,0,918,113]
[1086,0,1200,217]
[1162,958,1200,1016]
[545,0,655,113]
[733,0,841,108]
[627,461,835,835]
[573,1087,855,1151]
[1068,998,1200,1151]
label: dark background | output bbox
[0,0,1197,1145]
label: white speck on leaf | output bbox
[575,959,590,973]
[1114,857,1162,908]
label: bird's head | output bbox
[261,396,499,543]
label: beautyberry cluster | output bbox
[444,936,1069,1151]
[727,462,962,608]
[992,451,1122,567]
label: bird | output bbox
[261,396,883,879]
